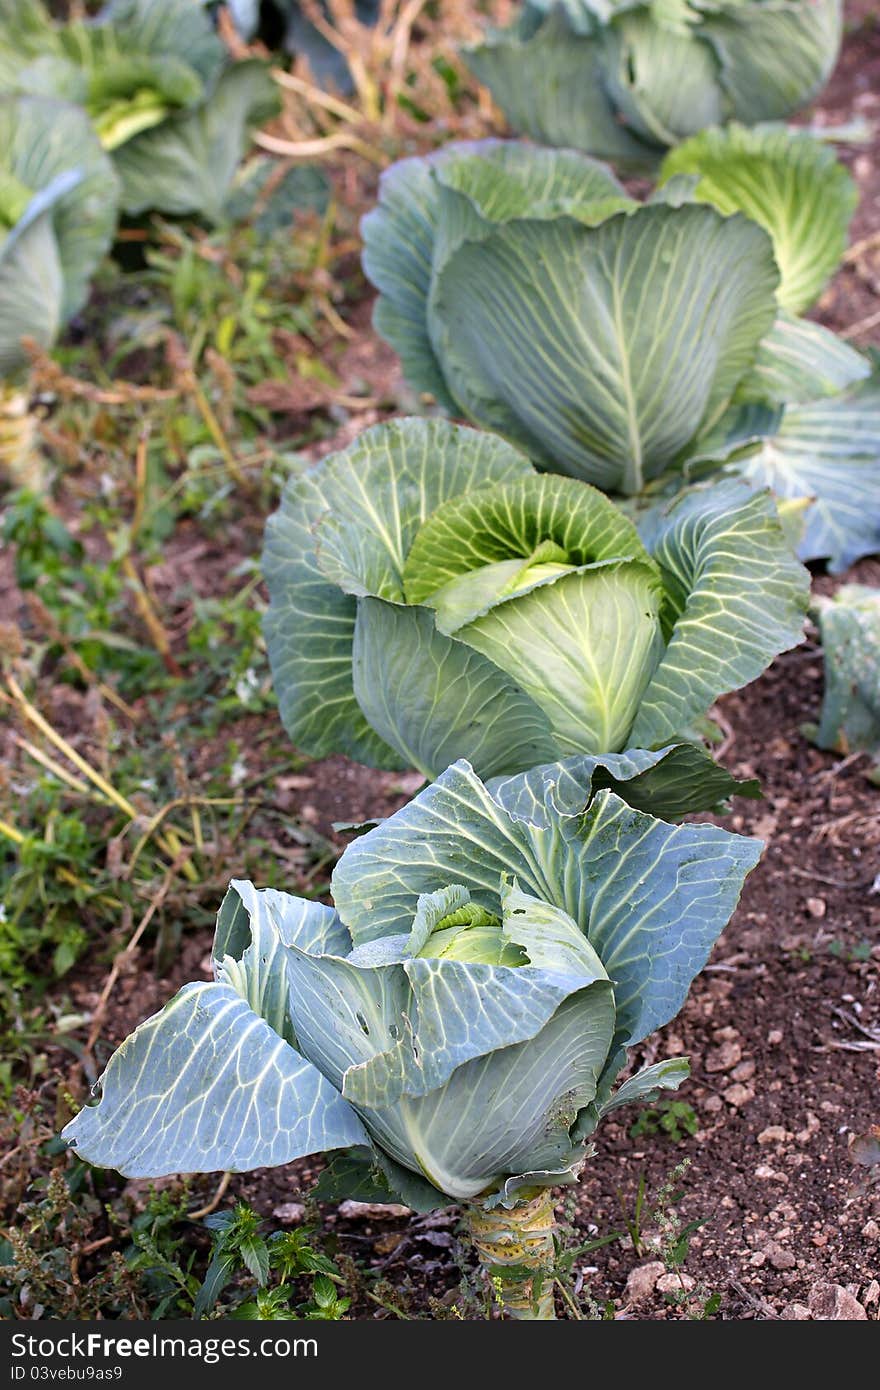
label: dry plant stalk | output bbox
[258,0,511,166]
[25,341,176,405]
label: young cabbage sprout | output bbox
[263,417,808,789]
[809,585,880,775]
[465,0,842,168]
[63,755,762,1318]
[362,137,878,572]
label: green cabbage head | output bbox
[0,0,278,221]
[263,417,808,790]
[465,0,842,168]
[0,94,118,377]
[62,754,762,1211]
[362,138,879,572]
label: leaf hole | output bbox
[356,1010,370,1035]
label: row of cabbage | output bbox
[54,1,879,1318]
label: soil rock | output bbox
[808,1282,868,1320]
[705,1040,742,1073]
[336,1200,411,1220]
[625,1261,665,1303]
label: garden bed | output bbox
[1,1,878,1321]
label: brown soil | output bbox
[809,1,880,341]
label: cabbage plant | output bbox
[810,586,880,772]
[63,754,761,1318]
[263,416,807,787]
[0,0,278,221]
[362,138,879,572]
[0,94,118,485]
[465,0,842,168]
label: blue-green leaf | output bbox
[62,983,367,1177]
[597,1056,690,1117]
[692,369,880,572]
[701,1,842,126]
[212,880,349,1045]
[464,9,653,168]
[351,598,557,780]
[0,94,118,367]
[489,743,760,823]
[737,313,870,407]
[631,480,808,748]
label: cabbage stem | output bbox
[466,1188,557,1320]
[0,383,43,490]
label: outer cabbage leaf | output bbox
[735,313,870,407]
[90,0,225,87]
[597,1056,690,1118]
[0,0,58,88]
[62,982,368,1177]
[659,124,857,314]
[690,367,880,572]
[111,61,279,220]
[332,759,762,1045]
[212,879,349,1045]
[572,1051,690,1141]
[312,1145,451,1213]
[465,10,652,168]
[602,11,724,149]
[488,743,760,822]
[630,480,809,747]
[812,585,880,762]
[0,184,64,375]
[223,157,330,237]
[427,203,778,493]
[354,989,610,1200]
